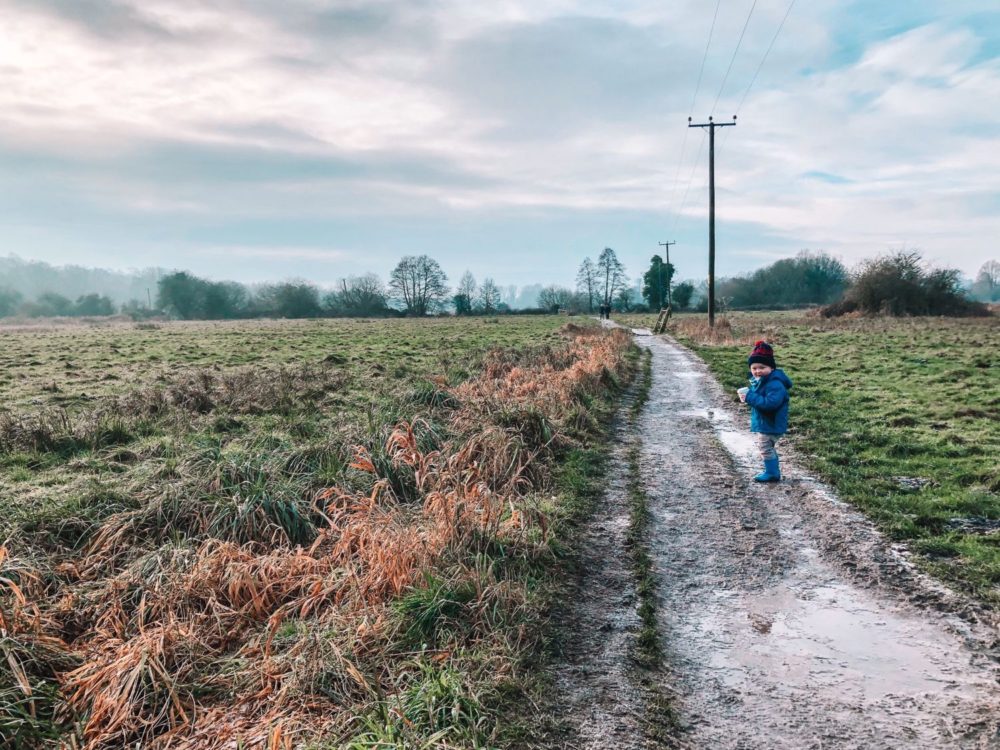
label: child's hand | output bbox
[737,387,749,403]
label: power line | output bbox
[689,0,724,117]
[665,0,723,233]
[734,0,796,116]
[710,0,759,116]
[670,128,707,235]
[718,0,796,154]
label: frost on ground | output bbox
[547,325,998,750]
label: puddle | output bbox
[714,428,757,459]
[697,581,989,700]
[632,331,1000,748]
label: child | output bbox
[738,341,792,482]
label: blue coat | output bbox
[745,369,792,435]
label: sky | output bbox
[1,0,999,289]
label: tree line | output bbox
[0,250,995,320]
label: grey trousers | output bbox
[754,433,781,461]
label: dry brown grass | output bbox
[1,325,632,748]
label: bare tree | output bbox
[576,257,598,312]
[328,273,388,316]
[972,260,1000,302]
[538,285,575,311]
[457,271,477,300]
[478,277,502,313]
[454,270,477,315]
[596,247,627,307]
[389,255,449,316]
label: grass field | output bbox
[621,311,1000,607]
[0,316,635,749]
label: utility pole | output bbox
[688,115,736,328]
[658,240,676,308]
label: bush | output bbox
[716,251,847,309]
[672,281,695,310]
[824,251,988,317]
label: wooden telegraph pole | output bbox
[688,115,736,328]
[653,240,676,334]
[658,240,675,308]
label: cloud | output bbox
[200,245,350,262]
[0,0,997,281]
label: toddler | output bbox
[738,341,792,482]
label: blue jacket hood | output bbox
[768,369,792,389]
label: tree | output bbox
[672,281,695,310]
[478,277,501,313]
[641,254,674,310]
[716,251,847,309]
[0,287,23,317]
[328,274,389,316]
[614,286,638,312]
[256,281,322,318]
[971,260,1000,302]
[576,258,598,312]
[33,291,75,317]
[389,256,449,316]
[203,281,248,319]
[596,248,627,307]
[824,250,986,317]
[74,293,116,316]
[576,258,600,313]
[157,272,209,319]
[454,271,477,315]
[538,285,575,312]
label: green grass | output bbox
[0,315,637,748]
[633,312,1000,607]
[0,317,571,409]
[0,317,570,544]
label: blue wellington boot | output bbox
[754,457,781,482]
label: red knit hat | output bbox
[748,340,776,369]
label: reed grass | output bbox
[0,320,633,748]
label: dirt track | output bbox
[549,326,999,749]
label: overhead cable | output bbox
[666,0,723,231]
[734,0,796,116]
[710,0,759,115]
[719,0,796,153]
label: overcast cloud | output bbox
[1,0,997,286]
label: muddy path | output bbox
[546,388,654,747]
[548,326,998,749]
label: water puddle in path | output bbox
[634,331,999,748]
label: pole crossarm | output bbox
[687,115,736,329]
[688,116,737,129]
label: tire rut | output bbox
[636,330,999,749]
[546,384,660,749]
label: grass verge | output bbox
[626,348,659,666]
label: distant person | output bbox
[737,341,792,482]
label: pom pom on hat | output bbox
[748,340,776,369]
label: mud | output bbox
[547,393,655,747]
[548,324,999,749]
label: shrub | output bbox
[824,251,988,317]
